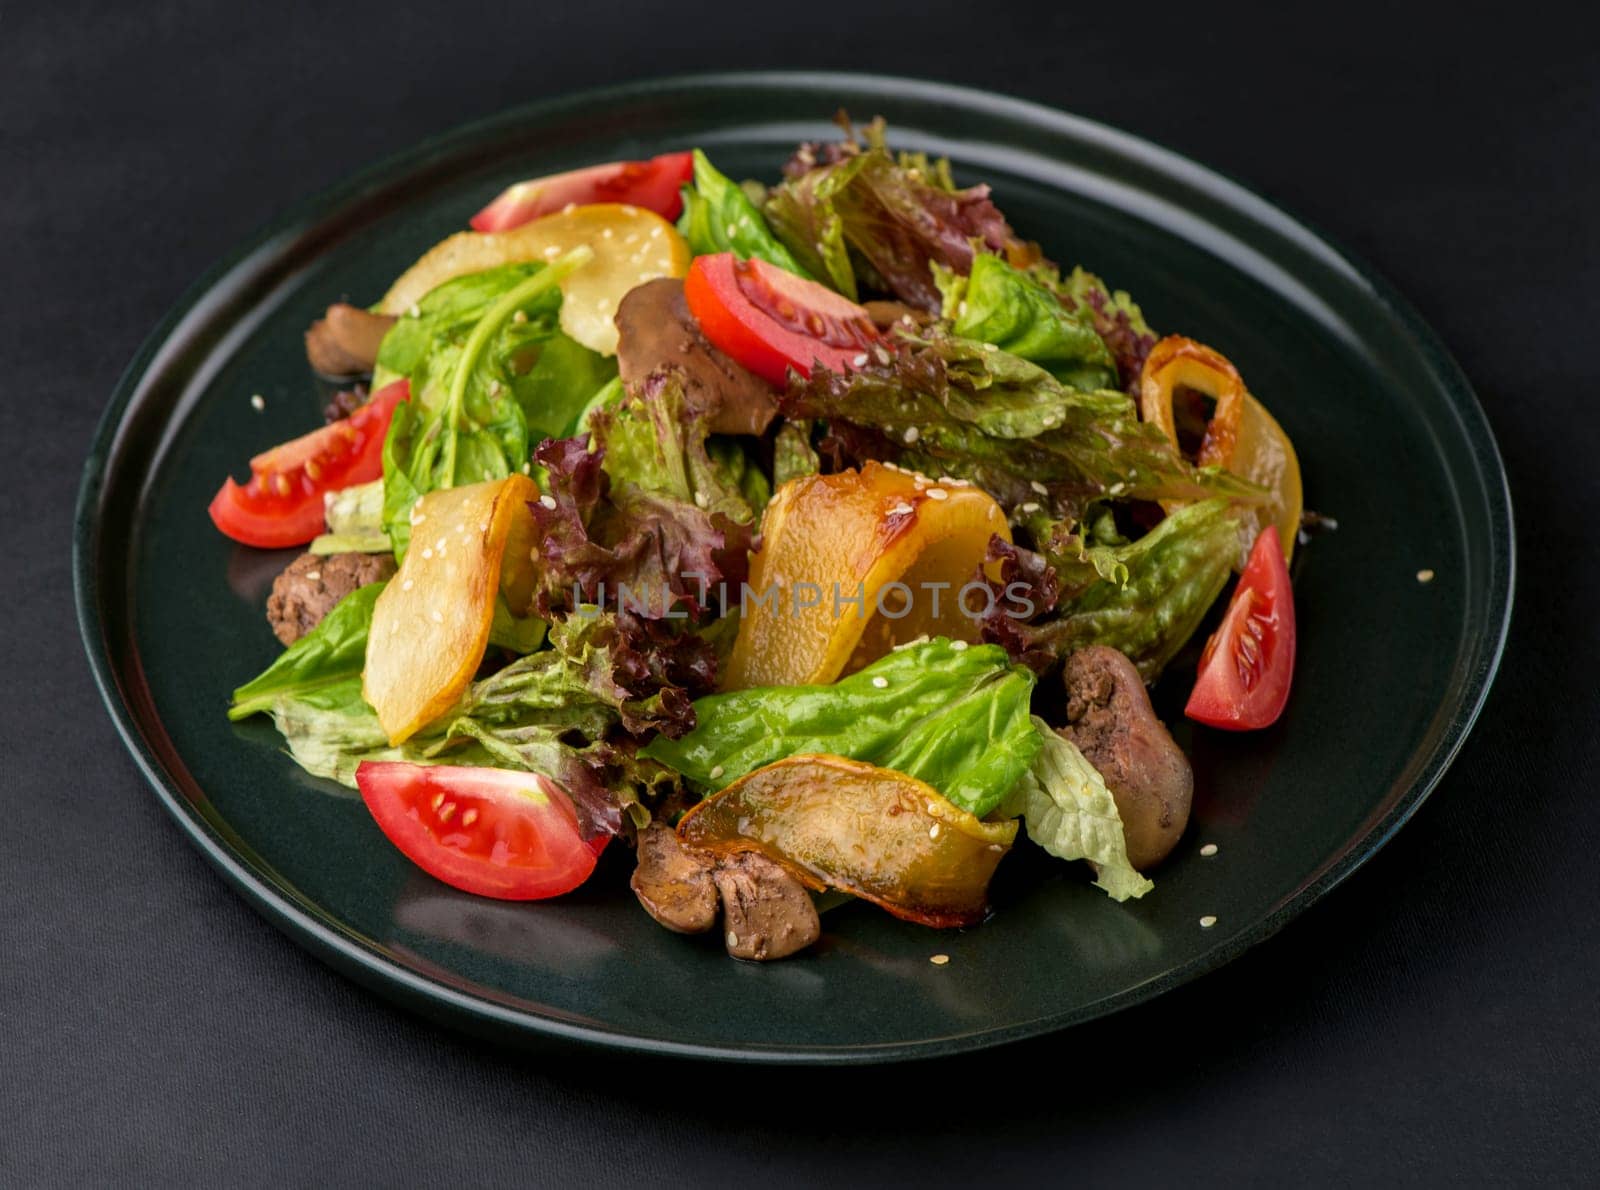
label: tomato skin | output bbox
[356,762,607,901]
[208,380,408,549]
[1185,526,1297,730]
[469,152,694,232]
[684,253,880,386]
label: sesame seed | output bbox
[412,511,426,525]
[436,536,447,552]
[430,610,443,623]
[1030,481,1048,496]
[889,501,914,516]
[927,488,948,501]
[930,954,950,966]
[304,570,320,582]
[649,226,662,239]
[950,640,968,651]
[928,822,941,839]
[982,343,997,352]
[621,204,638,216]
[249,394,265,411]
[601,227,614,239]
[956,301,968,318]
[408,304,421,318]
[538,495,557,509]
[871,676,889,689]
[709,765,725,780]
[725,223,738,240]
[1199,915,1218,929]
[1200,843,1218,857]
[512,309,527,324]
[543,245,560,258]
[488,380,503,397]
[402,579,414,592]
[561,202,577,214]
[726,931,739,947]
[1019,501,1041,514]
[420,548,433,560]
[694,490,709,508]
[1108,482,1127,496]
[852,353,869,367]
[1416,568,1435,583]
[478,521,489,533]
[903,426,920,444]
[874,346,892,365]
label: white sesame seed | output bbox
[928,822,941,839]
[871,676,889,689]
[430,610,444,624]
[852,353,869,367]
[402,579,414,592]
[956,301,968,318]
[873,346,892,365]
[601,227,614,239]
[411,511,426,525]
[408,304,421,318]
[436,536,447,552]
[725,223,738,240]
[1199,915,1218,928]
[950,640,968,651]
[694,490,709,508]
[1109,482,1128,496]
[649,225,663,239]
[930,954,950,966]
[1200,843,1218,857]
[561,202,577,214]
[304,570,320,582]
[982,343,997,352]
[888,501,914,516]
[512,309,528,324]
[621,204,638,217]
[478,521,489,533]
[1020,501,1041,514]
[420,548,433,560]
[1030,481,1048,496]
[249,394,265,411]
[709,765,725,780]
[926,488,948,501]
[488,380,503,397]
[903,426,920,444]
[1417,568,1435,583]
[726,931,739,947]
[538,495,557,509]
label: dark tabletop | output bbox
[4,2,1596,1184]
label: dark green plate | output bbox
[75,73,1513,1063]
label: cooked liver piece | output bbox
[305,303,397,377]
[1058,645,1194,870]
[713,851,821,961]
[613,277,778,436]
[629,824,718,934]
[265,551,395,646]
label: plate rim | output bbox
[74,69,1516,1064]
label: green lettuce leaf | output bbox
[1028,262,1159,394]
[229,583,385,721]
[677,150,812,276]
[1003,717,1153,902]
[641,638,1041,817]
[936,254,1118,391]
[379,251,590,557]
[996,499,1241,682]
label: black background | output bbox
[4,2,1597,1184]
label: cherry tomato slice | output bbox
[355,762,607,901]
[469,152,694,232]
[208,379,408,549]
[683,252,880,386]
[1185,525,1297,730]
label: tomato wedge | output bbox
[683,253,880,386]
[469,152,694,232]
[355,762,607,900]
[1185,526,1297,730]
[208,380,408,549]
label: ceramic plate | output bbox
[75,73,1513,1063]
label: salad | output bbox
[218,118,1304,961]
